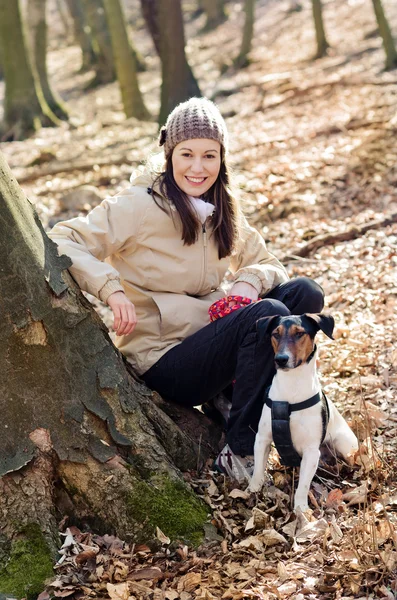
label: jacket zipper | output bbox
[195,222,207,295]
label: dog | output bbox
[248,313,358,511]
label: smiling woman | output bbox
[49,97,324,482]
[172,139,221,196]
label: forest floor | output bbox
[1,0,397,598]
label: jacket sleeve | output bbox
[48,190,145,303]
[229,214,289,296]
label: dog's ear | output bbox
[256,315,280,338]
[304,313,335,339]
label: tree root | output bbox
[283,212,397,260]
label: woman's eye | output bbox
[205,154,215,159]
[182,153,191,158]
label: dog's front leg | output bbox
[294,447,320,512]
[248,408,272,493]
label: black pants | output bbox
[142,277,324,456]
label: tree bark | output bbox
[140,0,161,56]
[157,0,201,126]
[27,0,69,120]
[311,0,329,59]
[0,0,59,140]
[55,0,72,40]
[81,0,116,86]
[64,0,97,70]
[371,0,397,70]
[0,151,221,598]
[234,0,255,68]
[202,0,226,31]
[103,0,150,120]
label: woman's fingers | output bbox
[108,292,137,335]
[113,304,121,333]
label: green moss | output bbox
[0,524,54,600]
[126,475,208,545]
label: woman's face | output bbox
[171,138,221,197]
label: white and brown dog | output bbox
[248,314,358,511]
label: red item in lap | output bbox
[208,295,255,322]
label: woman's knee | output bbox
[291,277,324,313]
[253,298,290,318]
[298,277,324,313]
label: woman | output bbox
[49,97,324,481]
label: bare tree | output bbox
[103,0,149,119]
[156,0,201,125]
[312,0,329,59]
[202,0,226,30]
[0,0,59,140]
[27,0,69,119]
[235,0,256,68]
[371,0,397,70]
[82,0,116,85]
[64,0,97,70]
[0,150,220,597]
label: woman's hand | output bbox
[107,291,137,336]
[228,282,259,306]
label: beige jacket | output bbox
[49,172,288,375]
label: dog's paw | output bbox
[248,478,264,493]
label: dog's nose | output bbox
[275,354,289,367]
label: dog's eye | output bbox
[272,332,280,340]
[295,331,305,338]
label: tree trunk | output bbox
[311,0,329,59]
[0,0,59,140]
[140,0,161,56]
[55,0,72,41]
[27,0,69,120]
[371,0,397,70]
[202,0,226,30]
[0,151,222,598]
[64,0,97,70]
[234,0,255,68]
[103,0,150,120]
[157,0,201,126]
[81,0,116,86]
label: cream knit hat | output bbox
[159,97,228,158]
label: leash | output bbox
[264,387,330,467]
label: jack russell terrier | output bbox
[248,313,358,512]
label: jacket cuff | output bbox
[233,273,262,295]
[99,279,125,304]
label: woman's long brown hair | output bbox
[152,148,240,260]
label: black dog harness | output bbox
[264,388,330,467]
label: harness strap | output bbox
[264,388,330,467]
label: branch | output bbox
[283,212,397,260]
[14,156,140,184]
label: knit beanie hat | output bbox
[159,97,228,158]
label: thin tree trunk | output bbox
[82,0,116,85]
[0,0,59,140]
[157,0,201,126]
[235,0,255,68]
[312,0,329,59]
[371,0,397,70]
[55,0,72,40]
[140,0,161,56]
[202,0,226,30]
[27,0,69,119]
[64,0,97,70]
[103,0,149,120]
[0,150,220,597]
